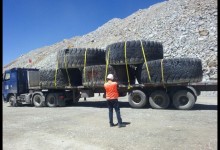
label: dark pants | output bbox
[107,99,122,125]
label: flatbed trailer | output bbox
[76,80,217,110]
[2,68,217,110]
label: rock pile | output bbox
[4,0,217,83]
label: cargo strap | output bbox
[64,53,71,87]
[83,48,88,84]
[140,40,151,82]
[124,41,131,89]
[160,59,166,88]
[105,48,110,83]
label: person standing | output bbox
[104,74,125,128]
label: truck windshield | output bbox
[4,73,10,81]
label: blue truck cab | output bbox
[2,67,79,107]
[2,68,39,103]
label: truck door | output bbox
[17,69,29,94]
[2,70,18,101]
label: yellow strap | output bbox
[124,41,131,89]
[83,48,88,84]
[160,59,165,88]
[64,53,71,86]
[105,48,110,83]
[140,40,151,82]
[54,57,58,87]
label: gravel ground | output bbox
[3,95,217,150]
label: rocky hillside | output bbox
[3,0,217,81]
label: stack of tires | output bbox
[105,40,164,85]
[39,40,203,110]
[40,48,106,88]
[105,40,203,110]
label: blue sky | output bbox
[3,0,165,66]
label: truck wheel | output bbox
[46,93,57,107]
[172,90,196,110]
[9,95,17,107]
[33,94,45,107]
[149,90,170,109]
[106,40,163,65]
[128,90,148,108]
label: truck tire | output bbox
[46,93,57,107]
[106,40,163,65]
[137,58,203,84]
[40,68,82,88]
[83,65,117,87]
[57,48,105,68]
[172,90,196,110]
[112,65,136,85]
[82,65,136,86]
[149,90,170,109]
[128,90,148,108]
[9,95,17,107]
[33,94,45,107]
[40,69,69,88]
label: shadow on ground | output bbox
[5,101,217,110]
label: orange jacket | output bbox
[104,81,119,100]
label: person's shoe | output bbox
[118,123,126,128]
[110,123,117,127]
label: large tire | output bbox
[82,65,136,87]
[137,58,203,84]
[33,94,45,107]
[46,93,57,107]
[106,40,163,65]
[82,65,117,87]
[9,95,17,107]
[40,68,82,88]
[57,48,105,68]
[172,90,196,110]
[128,90,148,108]
[149,90,170,109]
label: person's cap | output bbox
[107,74,114,80]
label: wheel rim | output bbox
[132,94,142,103]
[34,96,41,104]
[154,96,164,105]
[179,96,189,106]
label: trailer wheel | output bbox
[33,94,45,107]
[172,90,196,110]
[149,90,170,109]
[128,90,147,108]
[46,93,57,107]
[9,95,17,107]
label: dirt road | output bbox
[3,95,217,150]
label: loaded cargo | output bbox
[2,40,217,110]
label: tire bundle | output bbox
[57,48,105,68]
[82,65,136,87]
[136,58,203,84]
[106,40,163,65]
[104,40,163,86]
[39,69,69,88]
[39,68,82,88]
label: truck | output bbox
[2,67,217,110]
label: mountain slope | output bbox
[3,0,217,81]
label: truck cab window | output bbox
[4,73,10,81]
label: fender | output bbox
[187,86,201,96]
